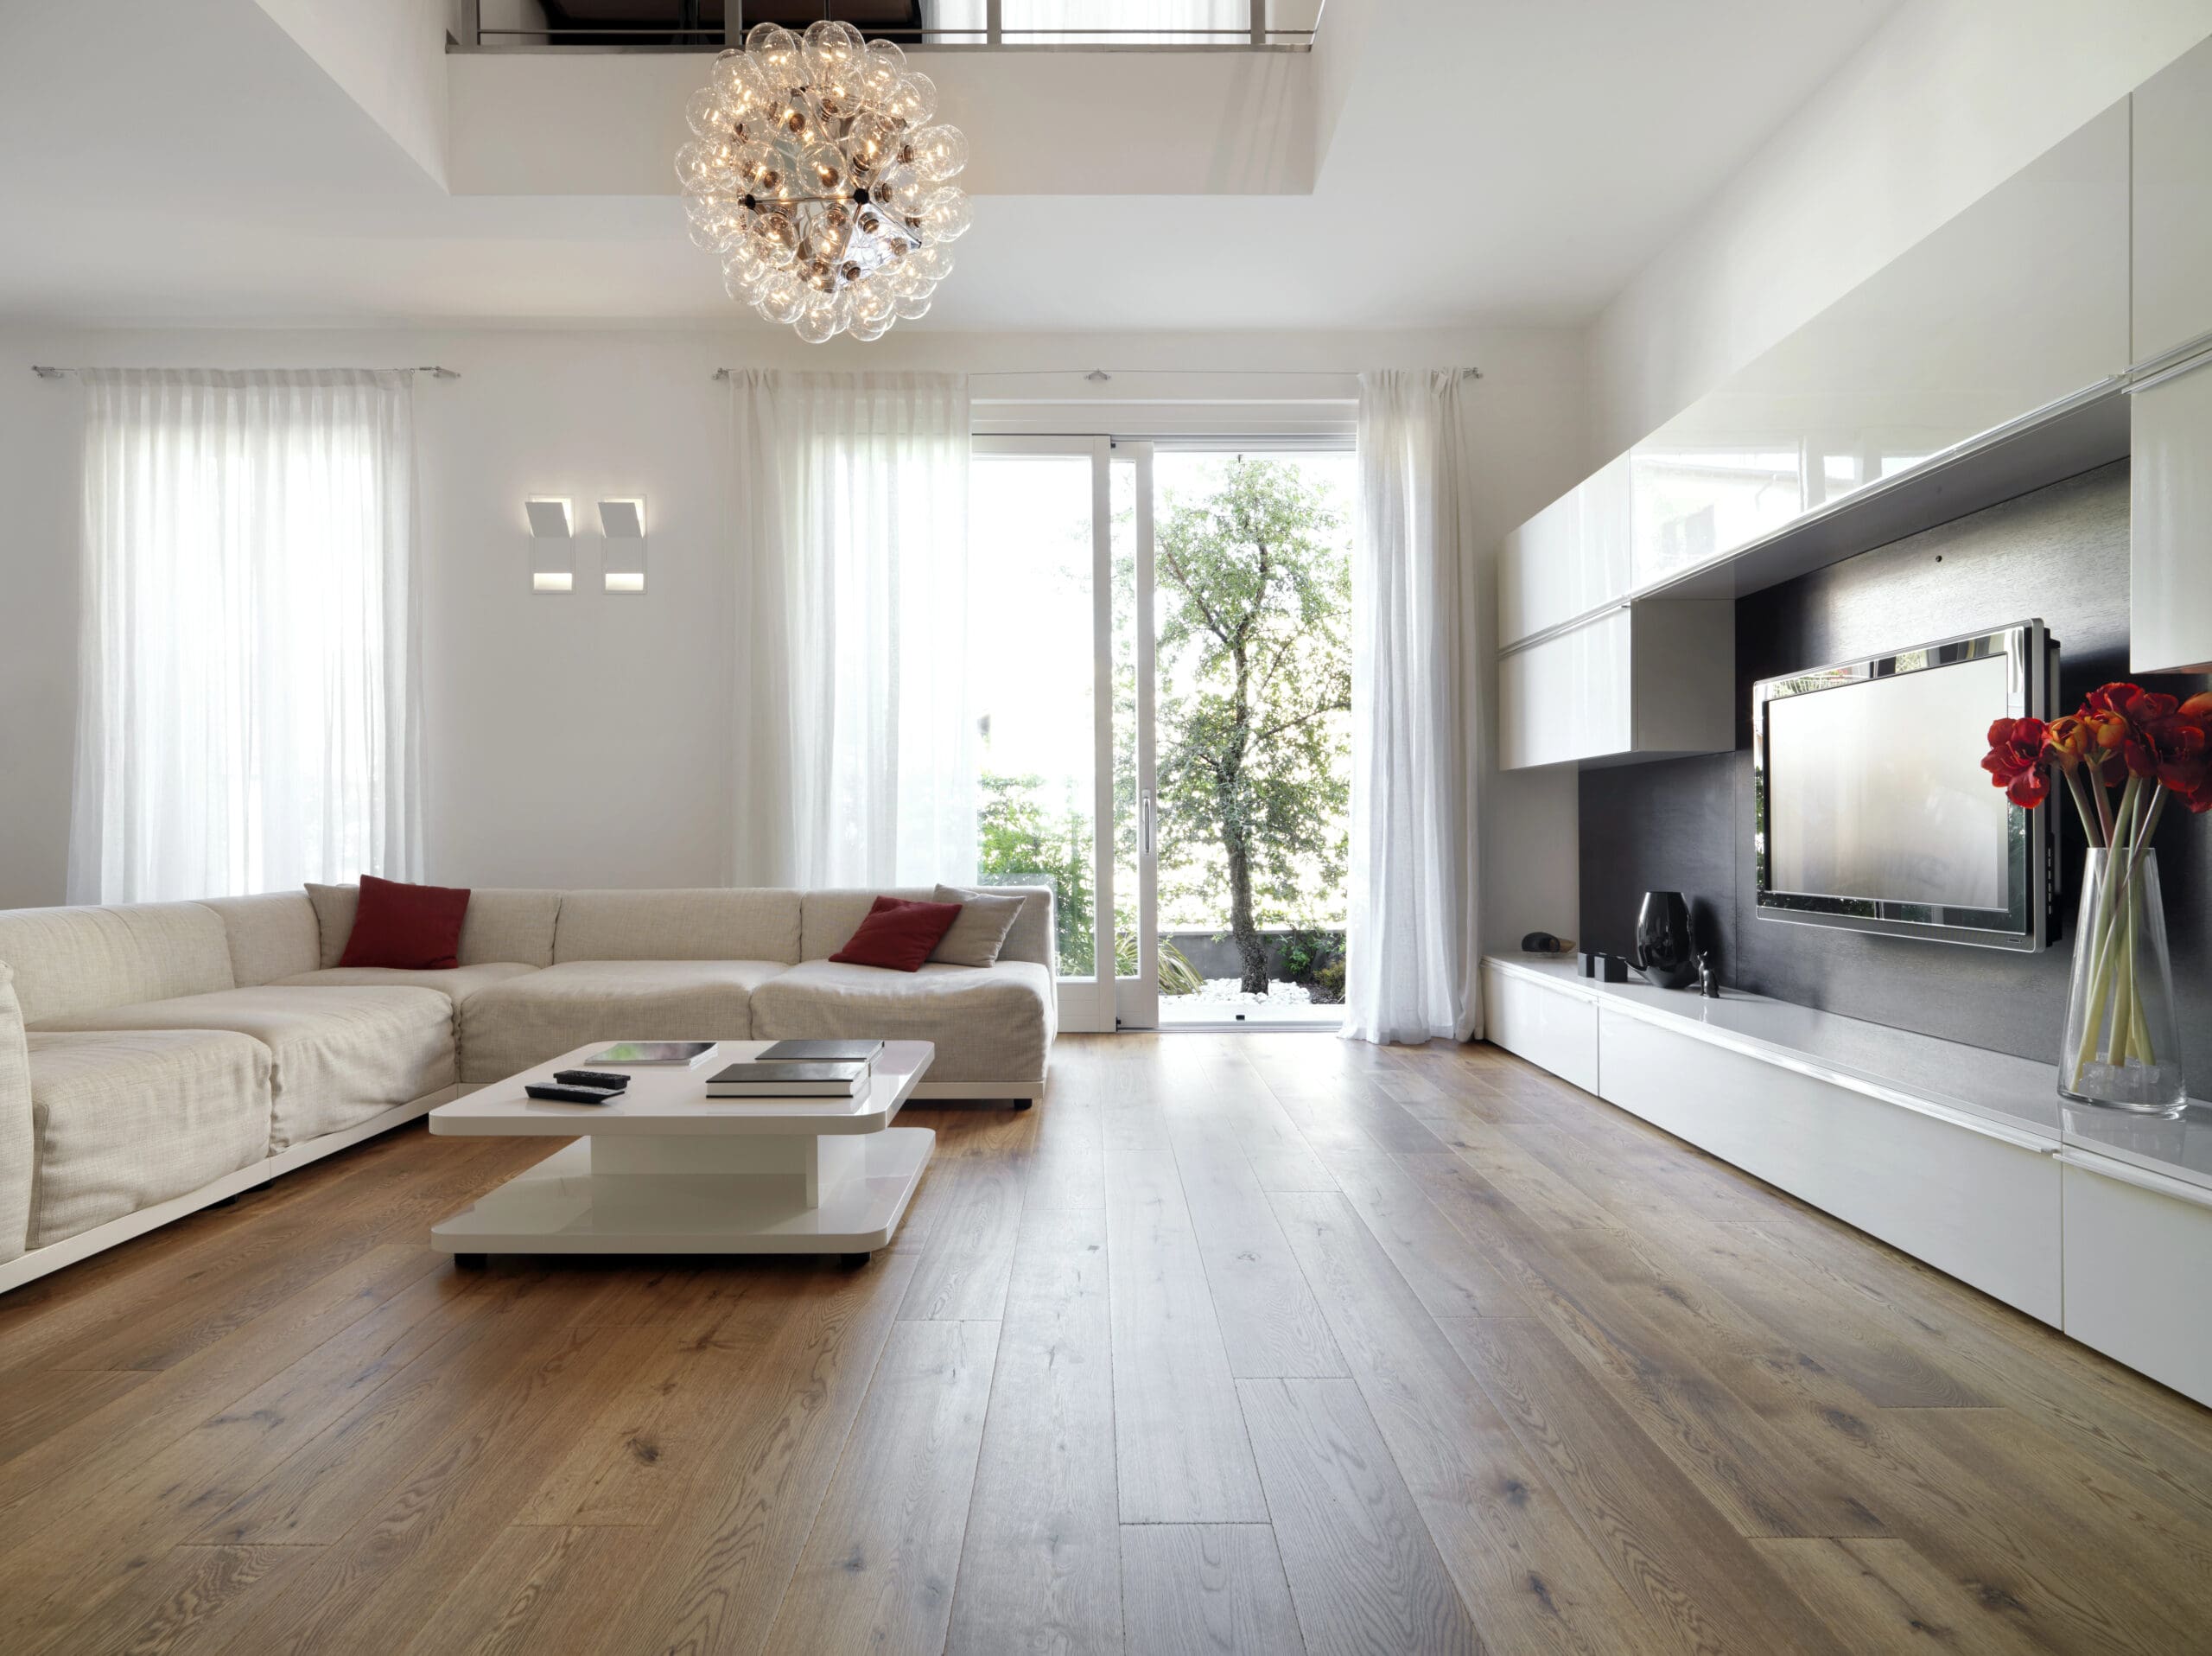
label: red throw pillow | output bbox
[830,895,963,972]
[337,875,472,970]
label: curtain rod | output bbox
[710,366,1480,382]
[30,365,460,379]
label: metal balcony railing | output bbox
[454,3,1319,53]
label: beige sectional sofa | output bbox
[0,883,1055,1293]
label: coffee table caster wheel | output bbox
[453,1252,487,1271]
[841,1252,871,1269]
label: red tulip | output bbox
[1981,717,2050,807]
[2171,693,2212,813]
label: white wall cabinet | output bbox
[1499,456,1632,648]
[2060,1153,2212,1408]
[2127,34,2212,678]
[1625,101,2130,593]
[1498,600,1732,771]
[2132,32,2212,363]
[2130,353,2212,676]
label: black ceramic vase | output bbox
[1635,890,1699,990]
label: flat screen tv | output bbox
[1754,620,2057,951]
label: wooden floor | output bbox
[3,1035,2211,1655]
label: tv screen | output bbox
[1754,621,2056,951]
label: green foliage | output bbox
[1150,459,1352,992]
[975,771,1093,974]
[1309,959,1347,1005]
[1279,923,1346,986]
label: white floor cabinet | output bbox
[1479,957,2212,1404]
[2059,1154,2212,1406]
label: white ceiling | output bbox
[0,0,1904,330]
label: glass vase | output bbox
[2059,848,2185,1115]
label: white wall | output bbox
[0,323,1588,954]
[1588,0,2212,460]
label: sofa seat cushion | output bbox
[33,986,454,1150]
[272,962,537,1010]
[24,1029,273,1248]
[749,959,1054,1086]
[456,959,785,1084]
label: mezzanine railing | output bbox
[454,3,1319,52]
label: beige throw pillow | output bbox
[929,885,1025,968]
[304,882,362,969]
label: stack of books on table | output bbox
[703,1039,885,1099]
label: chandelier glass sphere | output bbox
[677,20,971,343]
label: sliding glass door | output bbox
[969,437,1155,1032]
[969,436,1352,1033]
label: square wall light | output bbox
[526,496,574,594]
[599,498,646,594]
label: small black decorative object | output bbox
[1696,952,1721,999]
[1635,890,1699,990]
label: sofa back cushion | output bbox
[198,893,321,985]
[552,889,802,964]
[308,884,563,969]
[0,901,237,1025]
[0,965,30,1263]
[799,886,1054,970]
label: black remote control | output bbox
[524,1083,626,1105]
[554,1069,631,1090]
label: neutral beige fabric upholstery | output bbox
[24,1029,271,1248]
[552,889,801,965]
[752,959,1054,1085]
[799,886,1052,969]
[459,959,785,1083]
[0,902,235,1025]
[273,962,537,1009]
[34,985,453,1150]
[930,884,1026,968]
[307,884,564,970]
[0,966,32,1263]
[199,893,322,986]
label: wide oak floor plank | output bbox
[763,1317,998,1656]
[1121,1522,1307,1656]
[946,1201,1124,1656]
[1104,1148,1268,1523]
[1238,1378,1482,1655]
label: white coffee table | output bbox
[427,1040,933,1266]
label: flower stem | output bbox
[2063,766,2104,850]
[2073,780,2141,1077]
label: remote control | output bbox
[553,1069,631,1090]
[524,1083,626,1105]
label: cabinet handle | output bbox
[2058,1150,2212,1211]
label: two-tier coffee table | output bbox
[428,1039,934,1267]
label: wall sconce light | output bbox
[599,498,646,593]
[525,497,573,593]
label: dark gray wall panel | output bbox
[1579,462,2212,1096]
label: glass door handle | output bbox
[1140,789,1156,857]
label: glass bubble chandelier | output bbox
[677,19,971,343]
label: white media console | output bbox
[1483,955,2212,1408]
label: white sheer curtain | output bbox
[68,369,423,905]
[1343,370,1483,1044]
[730,371,976,889]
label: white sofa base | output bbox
[911,1078,1042,1104]
[0,1084,456,1296]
